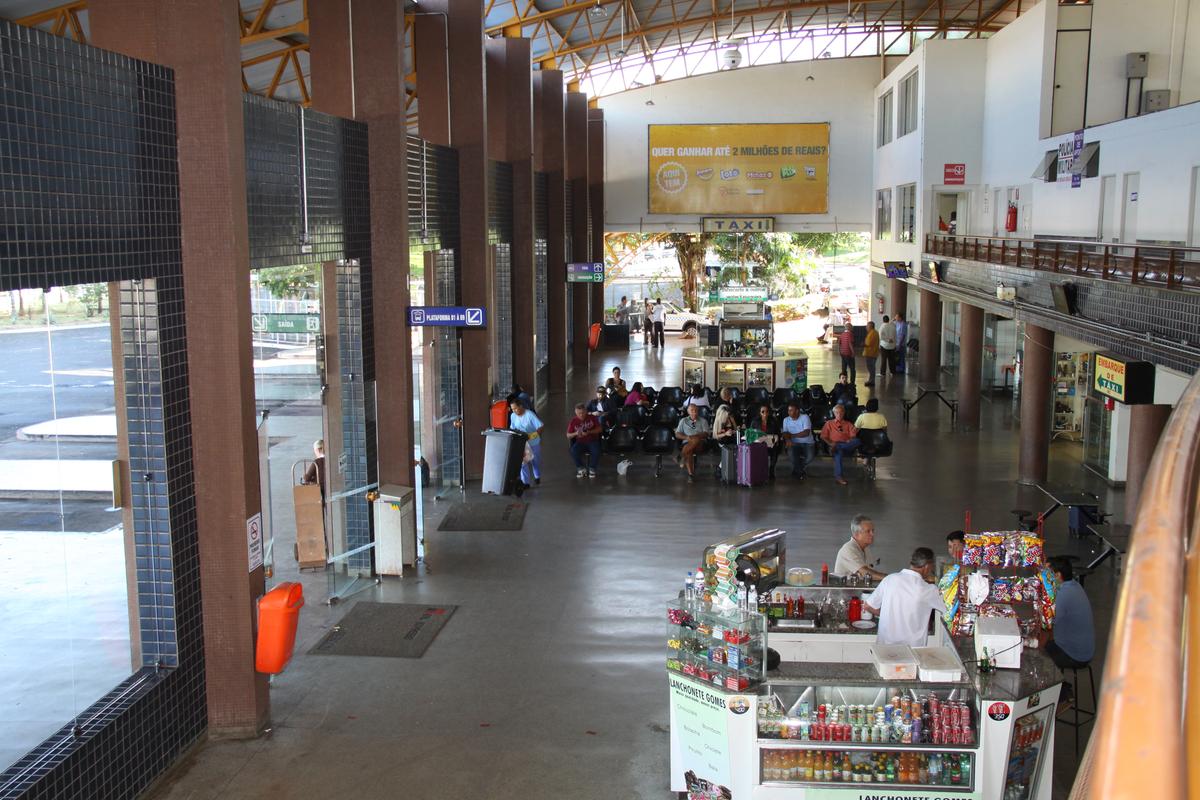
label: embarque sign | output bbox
[649,123,830,215]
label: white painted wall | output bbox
[871,47,923,267]
[600,57,880,233]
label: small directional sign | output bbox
[407,306,488,328]
[251,313,321,333]
[566,262,605,283]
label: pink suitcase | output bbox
[737,441,770,487]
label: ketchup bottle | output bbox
[821,563,829,585]
[848,596,862,623]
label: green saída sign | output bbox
[251,313,321,334]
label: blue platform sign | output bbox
[407,306,487,328]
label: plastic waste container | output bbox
[256,582,304,674]
[490,399,509,429]
[481,428,527,496]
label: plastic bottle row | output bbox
[760,748,973,788]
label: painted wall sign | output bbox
[407,306,487,328]
[649,123,830,214]
[701,216,775,232]
[943,163,966,184]
[566,262,605,283]
[1094,353,1155,404]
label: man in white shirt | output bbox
[780,403,815,478]
[878,315,897,377]
[834,514,886,580]
[864,548,947,648]
[650,298,666,348]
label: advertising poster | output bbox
[649,123,830,214]
[669,675,733,794]
[783,358,808,392]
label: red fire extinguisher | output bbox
[1005,203,1018,232]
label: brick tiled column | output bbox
[1125,403,1172,519]
[918,288,943,385]
[310,0,415,491]
[957,303,984,431]
[535,70,567,392]
[90,0,268,736]
[588,108,605,327]
[566,91,590,368]
[890,279,908,322]
[424,0,490,477]
[487,37,537,398]
[1018,323,1055,485]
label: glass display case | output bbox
[666,601,767,691]
[1002,706,1054,800]
[746,362,774,389]
[700,528,786,595]
[683,358,706,389]
[757,683,979,792]
[720,319,773,357]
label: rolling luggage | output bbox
[737,441,770,487]
[718,445,737,484]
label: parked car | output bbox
[658,301,713,335]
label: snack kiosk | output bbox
[668,529,1062,800]
[681,304,807,393]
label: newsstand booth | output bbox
[668,529,1061,800]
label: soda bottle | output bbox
[685,572,694,604]
[960,754,972,786]
[842,753,852,782]
[821,562,829,584]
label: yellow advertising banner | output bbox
[648,123,830,215]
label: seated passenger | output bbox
[674,403,711,483]
[748,404,782,479]
[566,403,601,478]
[605,366,628,399]
[780,403,815,479]
[683,384,711,410]
[854,398,888,430]
[712,402,738,447]
[819,404,860,486]
[587,386,614,418]
[830,373,857,406]
[624,381,650,407]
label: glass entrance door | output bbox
[1082,392,1112,478]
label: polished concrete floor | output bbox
[147,334,1122,800]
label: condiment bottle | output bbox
[821,562,829,584]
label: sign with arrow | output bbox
[407,306,488,328]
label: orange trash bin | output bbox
[256,582,304,674]
[490,399,509,429]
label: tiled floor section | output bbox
[146,334,1121,800]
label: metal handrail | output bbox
[924,233,1200,291]
[1074,371,1200,800]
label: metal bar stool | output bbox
[1056,663,1097,754]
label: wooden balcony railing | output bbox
[925,233,1200,291]
[1072,370,1200,799]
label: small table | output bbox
[1035,484,1103,527]
[902,384,958,425]
[1081,522,1131,572]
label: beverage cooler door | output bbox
[1001,705,1055,800]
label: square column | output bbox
[588,108,606,327]
[566,91,590,368]
[1018,323,1055,485]
[957,303,984,431]
[918,288,943,385]
[90,0,267,735]
[535,70,568,392]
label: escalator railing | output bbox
[1073,371,1200,799]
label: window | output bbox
[877,90,893,147]
[898,69,919,137]
[898,183,917,242]
[875,188,893,240]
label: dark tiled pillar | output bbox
[425,0,490,477]
[1018,323,1055,485]
[90,0,268,735]
[489,37,537,398]
[957,303,984,431]
[535,70,567,393]
[918,288,943,385]
[566,91,590,368]
[1125,403,1173,519]
[588,108,605,326]
[413,11,451,146]
[890,279,908,321]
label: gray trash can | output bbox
[481,429,527,496]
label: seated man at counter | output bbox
[834,514,886,581]
[1042,556,1095,670]
[674,403,711,483]
[780,403,815,479]
[819,404,861,486]
[863,548,947,648]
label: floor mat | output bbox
[309,602,457,659]
[436,497,527,531]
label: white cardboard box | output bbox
[974,616,1023,669]
[871,644,919,680]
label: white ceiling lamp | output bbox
[722,0,743,69]
[843,1,856,28]
[588,0,608,22]
[614,3,626,57]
